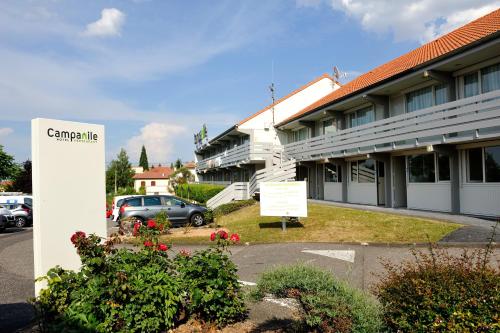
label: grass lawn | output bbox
[159,203,461,244]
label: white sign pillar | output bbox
[32,118,107,295]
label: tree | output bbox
[0,145,19,181]
[170,166,194,187]
[170,162,174,169]
[9,160,32,193]
[139,145,149,171]
[106,149,135,193]
[174,158,182,169]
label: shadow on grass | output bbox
[250,317,305,333]
[258,222,304,229]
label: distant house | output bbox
[182,161,199,182]
[0,180,13,192]
[133,166,174,195]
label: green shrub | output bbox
[175,183,225,203]
[34,226,245,332]
[204,199,256,223]
[375,245,500,332]
[254,264,384,333]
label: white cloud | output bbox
[126,122,187,163]
[83,8,125,37]
[0,128,13,137]
[325,0,500,43]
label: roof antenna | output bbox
[333,66,347,84]
[269,60,276,124]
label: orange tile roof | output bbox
[183,161,196,169]
[278,8,500,126]
[133,166,174,179]
[238,73,336,126]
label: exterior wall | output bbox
[347,182,377,205]
[407,183,452,212]
[324,183,343,201]
[240,78,339,146]
[460,184,500,217]
[134,179,170,194]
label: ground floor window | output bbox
[467,145,500,183]
[350,159,375,183]
[325,163,342,182]
[408,152,450,183]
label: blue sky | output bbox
[0,0,498,165]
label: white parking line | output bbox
[301,249,355,263]
[238,280,257,286]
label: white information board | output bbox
[260,181,308,217]
[32,118,106,295]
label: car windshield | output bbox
[116,199,125,207]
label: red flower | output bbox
[217,230,228,240]
[229,233,240,243]
[210,232,216,241]
[133,223,141,236]
[147,220,156,229]
[143,240,154,247]
[158,243,168,251]
[70,231,86,245]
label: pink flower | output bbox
[210,232,216,241]
[147,220,156,229]
[179,249,191,257]
[70,231,86,245]
[217,230,228,240]
[158,243,168,251]
[229,233,240,243]
[143,240,154,247]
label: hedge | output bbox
[175,183,225,204]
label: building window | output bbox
[485,146,500,182]
[348,106,374,128]
[141,181,146,187]
[406,86,433,112]
[470,146,500,183]
[288,127,309,143]
[434,84,449,105]
[467,148,483,182]
[481,63,500,93]
[351,162,358,182]
[325,163,342,182]
[408,154,435,182]
[322,118,336,135]
[151,181,156,186]
[358,159,376,183]
[464,72,480,98]
[350,159,375,183]
[437,154,450,181]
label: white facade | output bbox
[134,178,171,195]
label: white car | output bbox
[0,195,33,206]
[111,195,137,222]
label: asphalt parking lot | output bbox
[1,222,499,332]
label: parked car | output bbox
[118,195,208,227]
[111,195,137,222]
[0,205,16,232]
[3,203,33,228]
[0,195,33,206]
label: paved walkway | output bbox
[309,199,498,227]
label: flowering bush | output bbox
[34,227,245,332]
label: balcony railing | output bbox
[196,142,275,171]
[284,90,500,160]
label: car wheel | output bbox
[190,213,204,227]
[15,217,27,228]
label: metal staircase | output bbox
[206,149,296,209]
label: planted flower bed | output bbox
[33,220,245,332]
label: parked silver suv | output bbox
[118,195,209,227]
